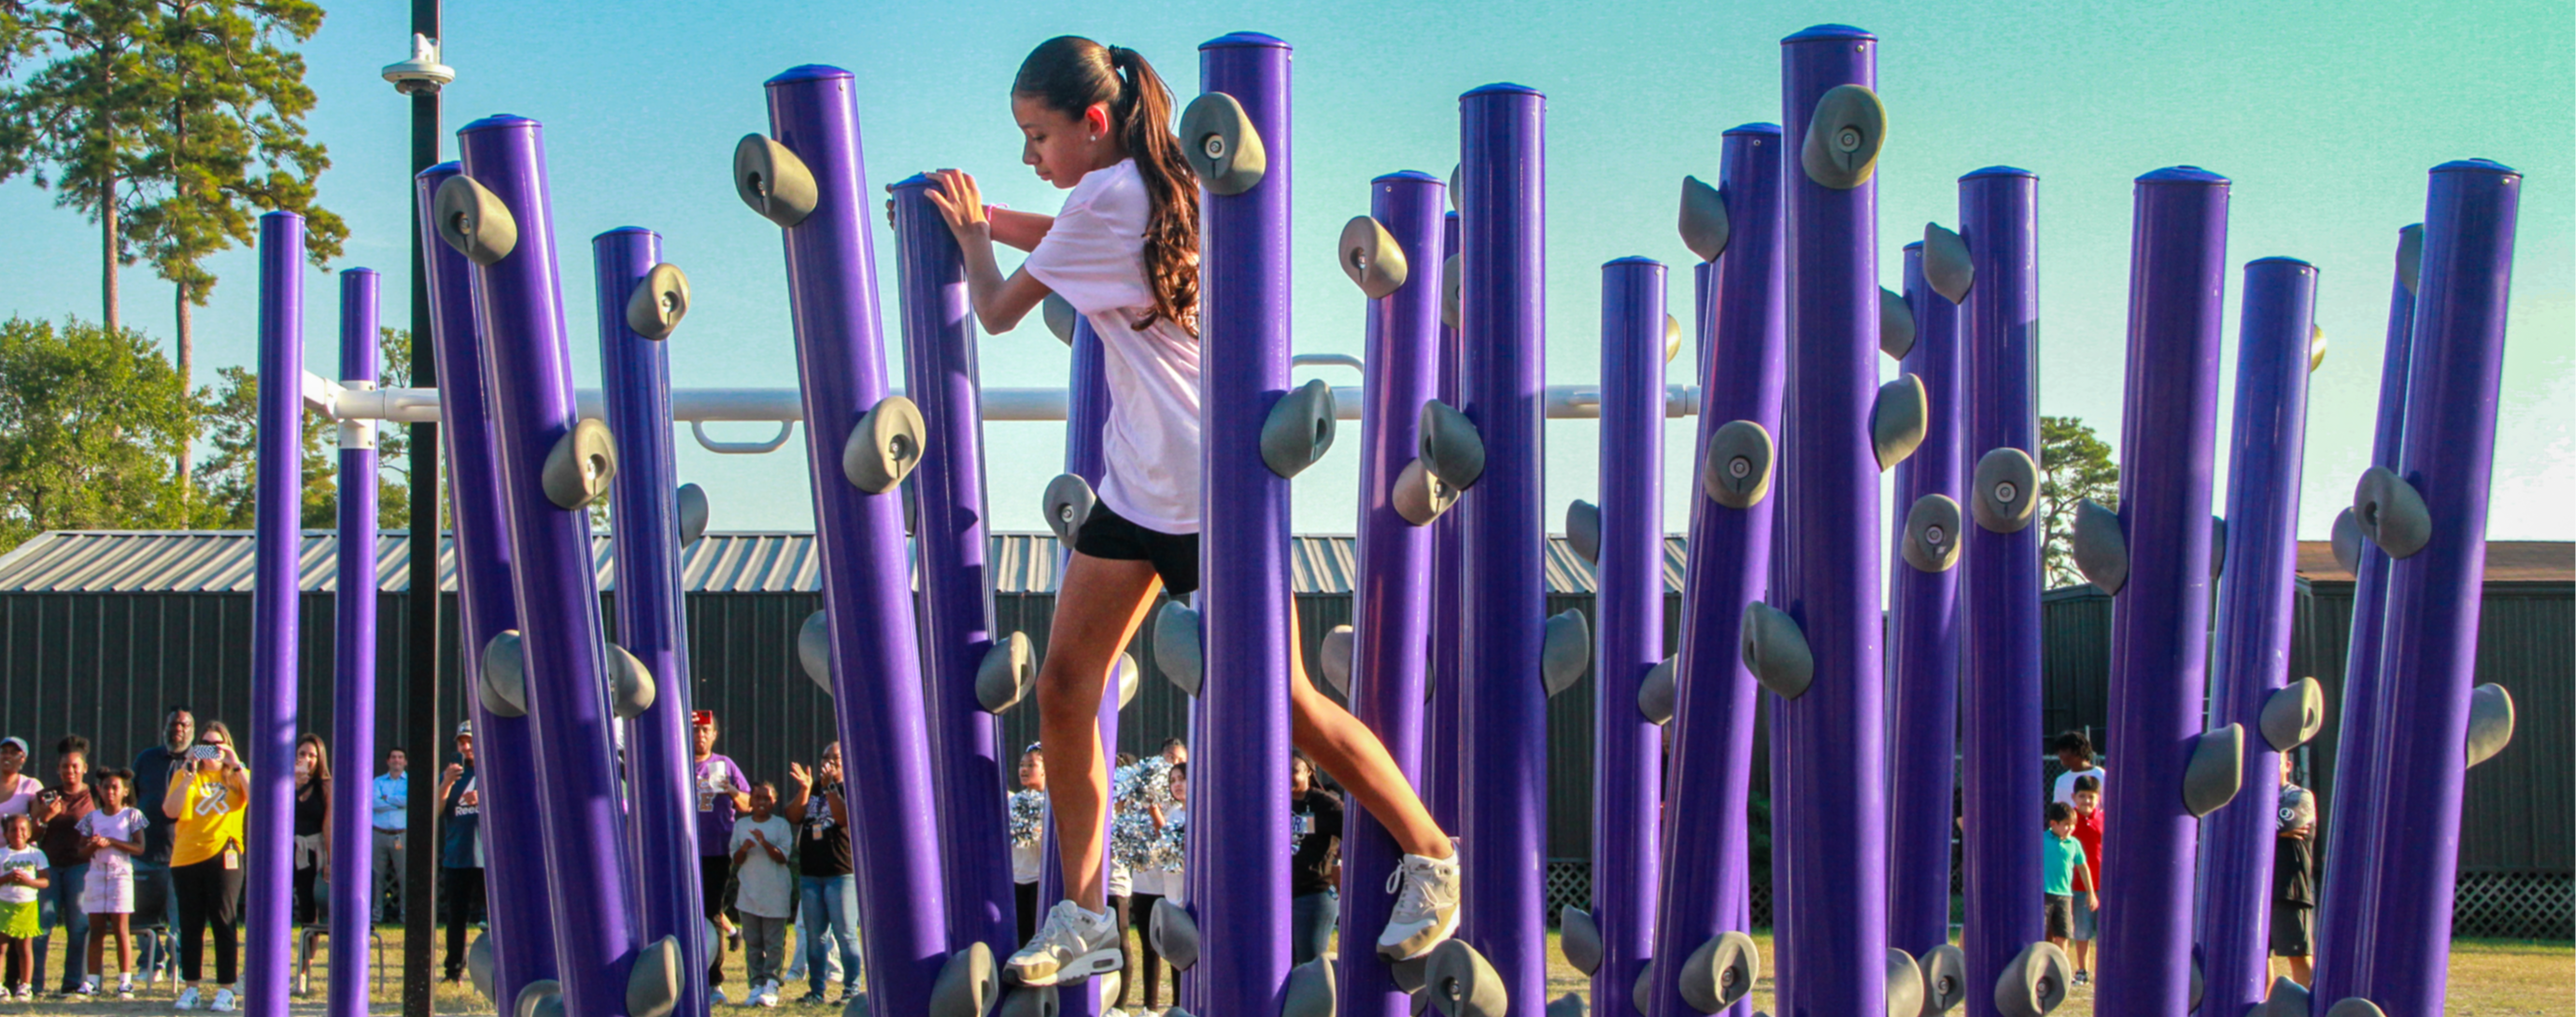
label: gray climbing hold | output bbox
[2256,975,2312,1017]
[2183,724,2245,818]
[1880,287,1917,360]
[1666,314,1685,364]
[1887,949,1925,1017]
[975,631,1035,714]
[2070,500,2128,595]
[1741,601,1814,700]
[2310,323,2329,374]
[625,261,691,341]
[2323,997,2386,1017]
[930,942,1000,1017]
[1631,962,1655,1017]
[1872,374,1929,471]
[1340,215,1411,299]
[2212,515,2229,581]
[2352,465,2430,559]
[542,417,618,510]
[1637,655,1677,726]
[1390,953,1430,995]
[627,935,682,1017]
[1116,651,1141,710]
[1425,939,1507,1017]
[1919,942,1967,1014]
[1541,610,1592,698]
[1262,378,1338,479]
[1154,600,1204,699]
[1546,994,1589,1017]
[2329,507,2364,574]
[1419,399,1485,491]
[1284,954,1338,1017]
[1902,494,1964,573]
[478,630,527,719]
[1679,929,1761,1012]
[1970,447,2040,533]
[1557,906,1602,976]
[842,395,927,494]
[1319,625,1356,698]
[2192,953,2205,1011]
[797,610,832,693]
[2260,677,2326,752]
[1442,254,1463,330]
[733,134,818,229]
[677,482,711,546]
[1392,459,1462,527]
[1801,83,1886,190]
[1565,500,1602,566]
[1703,419,1776,510]
[1679,175,1731,262]
[1041,293,1078,347]
[995,984,1057,1017]
[2396,223,2425,295]
[1151,897,1199,972]
[1449,165,1460,212]
[1040,473,1096,544]
[1178,92,1267,196]
[434,174,517,266]
[1923,223,1974,304]
[514,980,564,1017]
[1993,941,2070,1017]
[607,643,657,720]
[2466,683,2515,768]
[466,931,496,1001]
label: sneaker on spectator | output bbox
[211,986,238,1011]
[176,985,202,1009]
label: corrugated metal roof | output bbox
[2296,540,2572,585]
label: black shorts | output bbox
[1074,501,1201,596]
[2271,901,2314,957]
[2044,894,2074,939]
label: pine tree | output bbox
[0,0,156,334]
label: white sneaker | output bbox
[1378,843,1464,961]
[1006,899,1125,986]
[177,985,203,1010]
[77,975,98,996]
[211,986,239,1011]
[711,987,730,1006]
[756,980,780,1008]
[11,983,30,1000]
[117,974,134,1000]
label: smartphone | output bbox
[191,745,221,761]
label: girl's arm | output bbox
[987,207,1054,252]
[924,170,1053,334]
[108,835,144,855]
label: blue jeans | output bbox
[34,863,88,990]
[797,875,860,996]
[1290,890,1337,966]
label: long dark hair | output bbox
[1014,35,1199,332]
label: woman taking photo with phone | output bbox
[162,721,248,1011]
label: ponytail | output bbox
[1015,36,1201,332]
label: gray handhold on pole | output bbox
[2211,515,2229,581]
[1679,929,1761,1012]
[1871,374,1929,471]
[1880,287,1917,360]
[1740,601,1815,700]
[514,980,564,1017]
[1041,293,1078,347]
[1565,500,1602,566]
[975,631,1036,713]
[2260,677,2326,752]
[2192,953,2205,1010]
[1424,939,1507,1017]
[625,261,692,340]
[1922,222,1974,303]
[677,482,711,546]
[2070,500,2129,595]
[434,174,518,265]
[1419,399,1486,491]
[626,935,683,1017]
[1449,164,1460,211]
[1545,994,1589,1017]
[1801,83,1887,189]
[1902,493,1964,573]
[1262,378,1338,478]
[1666,313,1684,364]
[1919,942,1967,1014]
[2466,683,2515,768]
[842,395,927,494]
[1390,953,1430,995]
[542,417,618,510]
[797,609,833,694]
[1283,954,1338,1017]
[2352,465,2431,558]
[1392,459,1461,527]
[1637,655,1677,726]
[1886,949,1926,1017]
[1630,962,1655,1017]
[1442,254,1463,330]
[2255,975,2312,1017]
[1319,625,1356,698]
[1703,419,1776,509]
[2310,322,2329,374]
[1153,600,1204,699]
[1151,897,1199,972]
[478,630,528,719]
[607,642,657,720]
[1557,906,1602,976]
[1541,610,1592,698]
[733,134,819,228]
[1116,651,1141,710]
[2183,724,2245,818]
[2322,998,2386,1017]
[466,931,496,1001]
[2329,507,2365,575]
[1041,473,1097,544]
[994,985,1056,1017]
[929,942,1000,1017]
[1993,941,2071,1017]
[1339,215,1411,299]
[1969,447,2040,533]
[1678,174,1731,262]
[2397,222,2425,294]
[1178,91,1267,196]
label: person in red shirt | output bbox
[2069,773,2106,985]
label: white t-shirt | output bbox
[729,814,796,920]
[0,846,43,904]
[77,808,149,881]
[1022,158,1204,534]
[2054,765,2106,807]
[0,774,42,816]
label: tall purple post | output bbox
[248,211,303,1017]
[1775,25,1889,1015]
[1591,256,1667,1014]
[1957,166,2043,1017]
[1192,33,1296,1016]
[594,227,710,1017]
[2311,223,2423,1003]
[1649,122,1783,1017]
[1425,211,1465,839]
[452,115,644,1016]
[2195,257,2319,1017]
[1338,170,1447,1017]
[329,267,380,1017]
[1886,235,1963,962]
[1037,312,1123,1017]
[415,162,559,1004]
[753,65,956,1012]
[2347,160,2520,1017]
[2096,166,2230,1017]
[1457,79,1550,1010]
[888,176,1018,959]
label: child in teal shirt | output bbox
[2043,801,2097,952]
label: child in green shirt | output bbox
[2042,801,2097,952]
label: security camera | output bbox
[383,34,455,95]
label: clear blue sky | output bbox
[4,0,2569,542]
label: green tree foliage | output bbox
[0,317,210,552]
[0,0,154,333]
[192,360,332,529]
[2039,415,2120,589]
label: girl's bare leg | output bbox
[1038,552,1165,912]
[1285,610,1453,860]
[111,916,130,975]
[87,916,102,978]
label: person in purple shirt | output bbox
[690,711,752,1004]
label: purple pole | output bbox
[2195,257,2320,1016]
[414,162,559,1003]
[1956,167,2044,1017]
[2311,223,2423,1003]
[2348,160,2520,1017]
[1592,256,1667,1013]
[1776,25,1889,1016]
[248,211,303,1017]
[1887,235,1964,962]
[1193,34,1296,1016]
[1338,170,1447,1017]
[329,267,380,1017]
[2096,166,2230,1017]
[756,65,955,1011]
[453,115,644,1016]
[1425,211,1465,840]
[1457,80,1549,1010]
[888,177,1018,958]
[594,227,710,1017]
[1649,122,1784,1017]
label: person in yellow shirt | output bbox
[159,721,248,1011]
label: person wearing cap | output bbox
[0,739,40,817]
[690,712,751,1004]
[130,708,193,986]
[435,723,483,983]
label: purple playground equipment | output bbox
[328,267,381,1017]
[1424,210,1466,843]
[1885,232,1964,980]
[249,211,303,1017]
